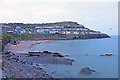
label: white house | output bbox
[53,30,58,34]
[73,31,79,35]
[16,26,21,29]
[49,30,54,34]
[66,31,71,34]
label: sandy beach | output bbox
[7,40,50,53]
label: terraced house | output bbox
[0,21,103,35]
[35,25,101,35]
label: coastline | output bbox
[7,40,51,54]
[1,36,118,78]
[2,40,74,78]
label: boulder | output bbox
[10,40,17,45]
[4,51,10,54]
[105,54,112,56]
[80,67,96,74]
[43,51,52,54]
[100,55,105,56]
[85,54,88,56]
[10,55,19,60]
[65,54,69,57]
[100,53,112,56]
[65,58,75,62]
[53,53,64,57]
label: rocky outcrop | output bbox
[2,50,74,78]
[28,51,74,65]
[79,34,110,39]
[28,51,64,57]
[2,51,52,78]
[53,52,64,57]
[80,67,96,74]
[100,53,112,56]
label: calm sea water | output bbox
[31,36,118,78]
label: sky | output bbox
[0,0,119,35]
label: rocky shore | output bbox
[1,40,74,79]
[2,53,52,79]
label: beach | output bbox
[7,40,50,53]
[2,40,74,78]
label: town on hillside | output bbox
[1,21,102,35]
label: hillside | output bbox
[2,21,83,28]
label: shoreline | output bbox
[2,40,74,78]
[7,40,52,54]
[1,36,117,78]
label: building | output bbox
[2,25,14,33]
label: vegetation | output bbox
[2,21,82,28]
[78,34,110,39]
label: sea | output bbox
[31,35,118,78]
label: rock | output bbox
[10,55,19,61]
[39,68,42,70]
[6,55,12,58]
[4,51,10,54]
[51,72,55,74]
[85,54,88,56]
[65,58,75,62]
[36,64,39,66]
[20,68,23,71]
[100,55,105,56]
[28,53,40,56]
[22,61,26,64]
[43,51,52,54]
[80,66,96,74]
[65,54,69,57]
[33,66,35,68]
[10,40,18,45]
[100,53,112,56]
[105,54,112,56]
[30,62,33,65]
[53,53,64,57]
[70,59,75,62]
[4,51,15,56]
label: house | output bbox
[80,32,85,35]
[35,26,43,29]
[44,31,50,34]
[59,31,66,34]
[36,29,44,33]
[89,32,94,34]
[66,31,71,34]
[49,30,54,34]
[36,29,41,33]
[20,29,26,33]
[53,30,58,34]
[73,31,79,35]
[16,26,21,29]
[2,25,14,33]
[7,31,14,33]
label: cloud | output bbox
[30,4,65,16]
[0,0,118,35]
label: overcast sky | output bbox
[0,0,118,35]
